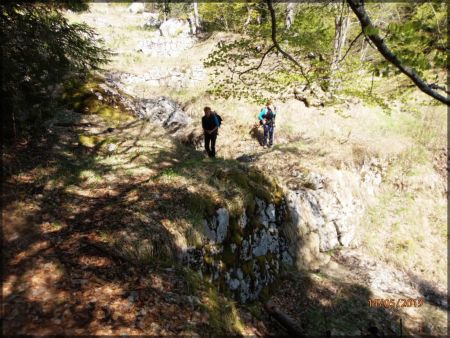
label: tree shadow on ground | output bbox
[2,108,275,335]
[1,117,187,333]
[407,272,448,311]
[270,269,412,336]
[5,97,443,335]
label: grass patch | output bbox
[180,267,246,335]
[113,234,175,268]
[203,288,245,335]
[361,183,447,284]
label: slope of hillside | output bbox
[3,3,447,336]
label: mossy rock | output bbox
[204,255,214,266]
[259,286,271,302]
[63,75,133,125]
[255,255,267,270]
[241,260,256,279]
[230,232,243,246]
[79,134,103,148]
[221,245,236,267]
[227,218,244,243]
[185,192,218,217]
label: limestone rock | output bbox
[238,212,248,229]
[265,204,276,222]
[285,169,364,263]
[240,239,252,261]
[281,251,294,266]
[255,197,269,227]
[128,2,145,14]
[252,229,270,257]
[318,222,339,252]
[215,208,229,244]
[203,219,216,244]
[138,97,191,133]
[141,12,161,28]
[228,279,240,291]
[159,18,190,37]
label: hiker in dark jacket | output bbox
[258,99,277,148]
[202,106,221,157]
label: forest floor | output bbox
[2,112,278,336]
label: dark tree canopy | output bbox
[1,2,110,142]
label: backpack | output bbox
[213,113,222,127]
[263,108,275,126]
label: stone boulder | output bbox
[141,12,161,28]
[159,18,190,37]
[128,2,145,14]
[203,208,229,245]
[137,97,191,133]
[136,36,196,57]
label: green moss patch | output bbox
[63,75,134,126]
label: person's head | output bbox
[266,99,273,107]
[204,106,212,116]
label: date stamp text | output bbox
[368,298,425,308]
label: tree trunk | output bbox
[163,0,168,22]
[193,1,200,33]
[329,2,350,91]
[359,37,367,61]
[243,5,252,31]
[285,3,295,29]
[331,2,350,73]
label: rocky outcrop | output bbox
[283,165,383,270]
[184,197,293,303]
[137,97,192,133]
[141,12,161,28]
[120,66,206,88]
[128,2,145,14]
[137,36,197,57]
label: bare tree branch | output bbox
[238,44,276,79]
[339,31,363,63]
[265,0,312,88]
[429,83,450,95]
[346,0,449,105]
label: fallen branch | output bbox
[264,301,304,337]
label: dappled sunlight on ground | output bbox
[2,100,273,335]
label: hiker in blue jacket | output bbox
[202,106,222,158]
[258,99,276,148]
